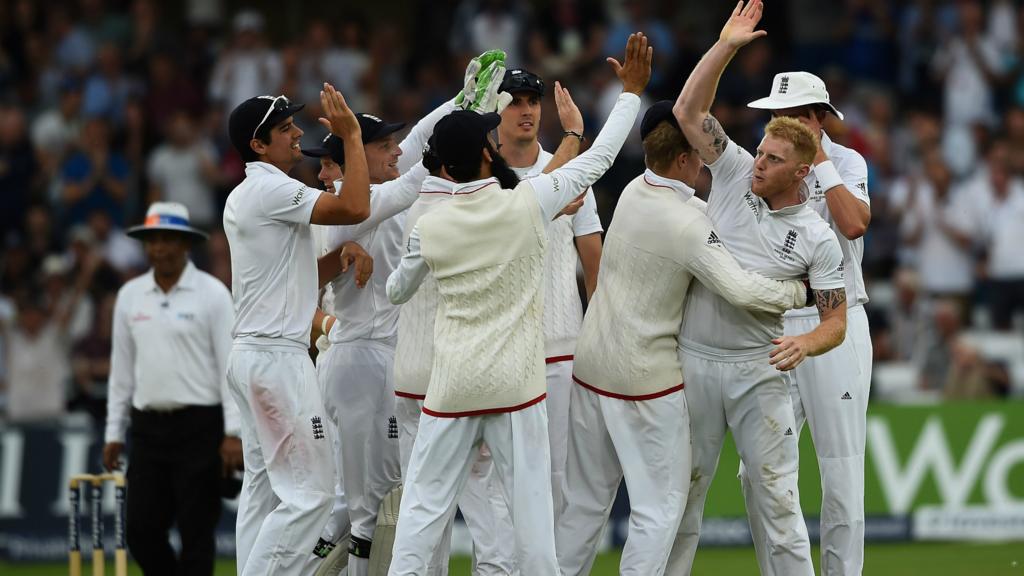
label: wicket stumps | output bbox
[68,473,127,576]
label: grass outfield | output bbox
[2,542,1021,575]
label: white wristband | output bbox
[321,315,332,336]
[814,160,844,193]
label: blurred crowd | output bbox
[0,0,1022,425]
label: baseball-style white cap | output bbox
[747,71,844,121]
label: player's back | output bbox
[574,171,708,396]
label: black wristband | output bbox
[563,130,585,143]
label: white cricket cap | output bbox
[747,71,844,121]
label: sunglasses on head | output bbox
[252,95,292,139]
[501,73,544,95]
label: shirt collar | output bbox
[421,175,454,194]
[452,177,499,195]
[763,181,811,216]
[643,168,695,201]
[245,161,289,178]
[820,130,834,156]
[146,260,198,293]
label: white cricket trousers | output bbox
[227,341,335,576]
[319,341,402,575]
[666,341,813,576]
[741,305,872,576]
[545,358,573,521]
[389,402,558,576]
[394,396,516,576]
[556,383,690,576]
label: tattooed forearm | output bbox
[700,115,729,160]
[813,288,847,312]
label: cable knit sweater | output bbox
[573,170,808,399]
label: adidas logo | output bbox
[784,427,794,436]
[707,231,722,245]
[841,391,852,400]
[388,415,399,439]
[311,416,325,440]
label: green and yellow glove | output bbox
[455,49,511,114]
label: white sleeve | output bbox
[104,289,136,444]
[387,225,431,305]
[571,188,603,236]
[324,167,427,247]
[809,231,846,290]
[705,140,756,219]
[682,217,806,313]
[258,177,323,224]
[208,281,240,437]
[836,152,870,206]
[397,99,457,175]
[528,92,641,221]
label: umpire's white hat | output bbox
[126,202,208,241]
[747,71,844,121]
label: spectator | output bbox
[85,211,145,279]
[0,106,36,240]
[30,77,83,185]
[143,52,204,142]
[945,339,1011,399]
[892,148,975,305]
[208,10,282,113]
[60,117,129,227]
[918,298,962,391]
[82,42,140,127]
[451,0,529,65]
[2,251,98,423]
[146,110,220,229]
[932,0,1006,129]
[969,141,1024,330]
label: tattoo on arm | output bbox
[813,288,847,312]
[700,115,729,160]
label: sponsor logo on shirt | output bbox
[177,312,195,321]
[707,230,722,246]
[388,415,398,439]
[292,187,307,206]
[856,182,867,193]
[311,416,325,440]
[131,313,151,322]
[743,190,760,217]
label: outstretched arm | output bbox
[673,0,766,164]
[311,83,371,225]
[542,81,585,174]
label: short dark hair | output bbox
[240,126,273,163]
[642,121,694,172]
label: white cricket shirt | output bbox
[786,132,869,318]
[321,99,454,344]
[510,146,603,359]
[680,140,845,351]
[223,161,323,347]
[104,262,239,443]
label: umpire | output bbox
[103,202,242,576]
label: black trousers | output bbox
[127,405,223,576]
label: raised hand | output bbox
[607,32,653,95]
[318,82,361,139]
[719,0,768,50]
[554,81,583,134]
[456,49,507,111]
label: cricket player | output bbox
[557,101,810,576]
[304,54,508,576]
[741,69,872,576]
[223,84,371,576]
[496,67,602,519]
[384,32,653,576]
[392,82,586,574]
[665,2,847,575]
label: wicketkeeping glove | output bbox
[455,49,507,112]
